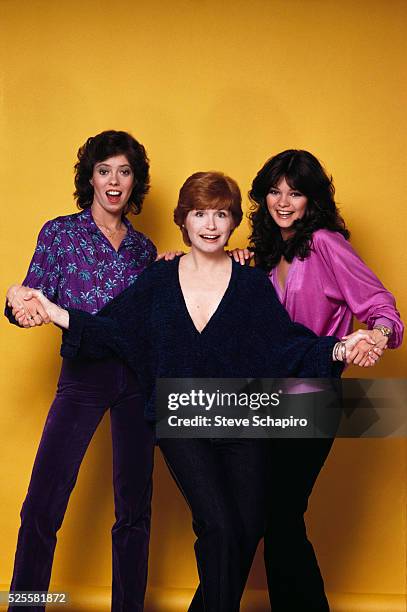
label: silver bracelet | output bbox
[333,341,347,362]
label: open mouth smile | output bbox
[200,234,220,241]
[106,190,122,203]
[275,210,294,218]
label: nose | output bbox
[205,213,217,229]
[279,192,290,207]
[110,171,119,185]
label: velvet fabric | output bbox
[8,358,154,612]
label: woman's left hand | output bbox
[349,339,384,367]
[227,248,254,266]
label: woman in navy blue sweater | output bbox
[25,172,374,612]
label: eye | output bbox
[217,211,227,218]
[291,191,303,198]
[98,168,109,175]
[268,189,280,196]
[121,168,132,176]
[194,211,204,217]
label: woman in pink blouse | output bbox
[239,149,403,611]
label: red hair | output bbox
[174,171,243,246]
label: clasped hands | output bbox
[7,285,54,327]
[7,284,387,367]
[227,249,388,367]
[341,329,387,367]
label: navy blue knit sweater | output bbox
[61,258,343,420]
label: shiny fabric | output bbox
[263,228,405,611]
[8,358,154,612]
[269,229,403,348]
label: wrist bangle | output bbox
[333,341,347,362]
[340,341,346,362]
[333,342,340,361]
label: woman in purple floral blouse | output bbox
[5,130,157,612]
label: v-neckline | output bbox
[273,257,297,301]
[90,209,129,254]
[175,256,236,336]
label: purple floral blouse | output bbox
[17,208,156,314]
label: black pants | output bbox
[264,437,334,612]
[158,438,267,612]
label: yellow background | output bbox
[1,0,406,610]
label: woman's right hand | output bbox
[7,285,51,327]
[7,286,69,329]
[27,289,69,329]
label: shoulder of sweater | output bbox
[135,257,177,285]
[234,261,270,285]
[232,262,277,304]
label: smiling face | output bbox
[266,176,308,239]
[90,154,134,216]
[184,208,235,254]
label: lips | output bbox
[106,190,122,203]
[200,234,220,241]
[275,210,294,218]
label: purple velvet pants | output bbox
[8,358,154,612]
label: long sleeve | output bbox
[21,220,63,299]
[5,220,62,325]
[60,269,154,389]
[254,272,343,378]
[312,230,403,348]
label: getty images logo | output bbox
[167,389,281,411]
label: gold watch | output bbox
[373,325,392,338]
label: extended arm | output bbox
[256,274,376,376]
[4,220,62,328]
[6,285,51,327]
[313,231,403,349]
[28,269,153,373]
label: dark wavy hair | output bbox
[74,130,150,215]
[248,149,350,271]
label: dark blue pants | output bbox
[9,358,154,612]
[158,438,267,612]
